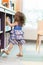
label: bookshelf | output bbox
[0,5,15,49]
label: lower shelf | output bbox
[0,31,3,34]
[5,26,11,32]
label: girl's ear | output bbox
[15,21,18,25]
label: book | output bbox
[0,18,1,31]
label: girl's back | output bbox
[14,25,22,30]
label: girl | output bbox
[3,11,26,57]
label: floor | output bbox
[0,42,43,65]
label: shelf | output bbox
[5,26,11,32]
[0,31,3,34]
[0,5,16,15]
[0,4,15,48]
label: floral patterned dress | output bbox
[8,25,25,45]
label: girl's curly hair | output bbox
[14,11,26,26]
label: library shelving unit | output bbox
[0,5,15,49]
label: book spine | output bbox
[0,18,1,31]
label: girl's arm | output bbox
[6,17,18,27]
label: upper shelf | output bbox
[0,5,15,15]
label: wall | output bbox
[15,0,23,11]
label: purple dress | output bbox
[8,25,25,45]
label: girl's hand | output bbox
[6,17,10,23]
[6,16,18,27]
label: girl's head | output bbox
[14,11,26,26]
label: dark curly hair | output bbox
[14,11,26,26]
